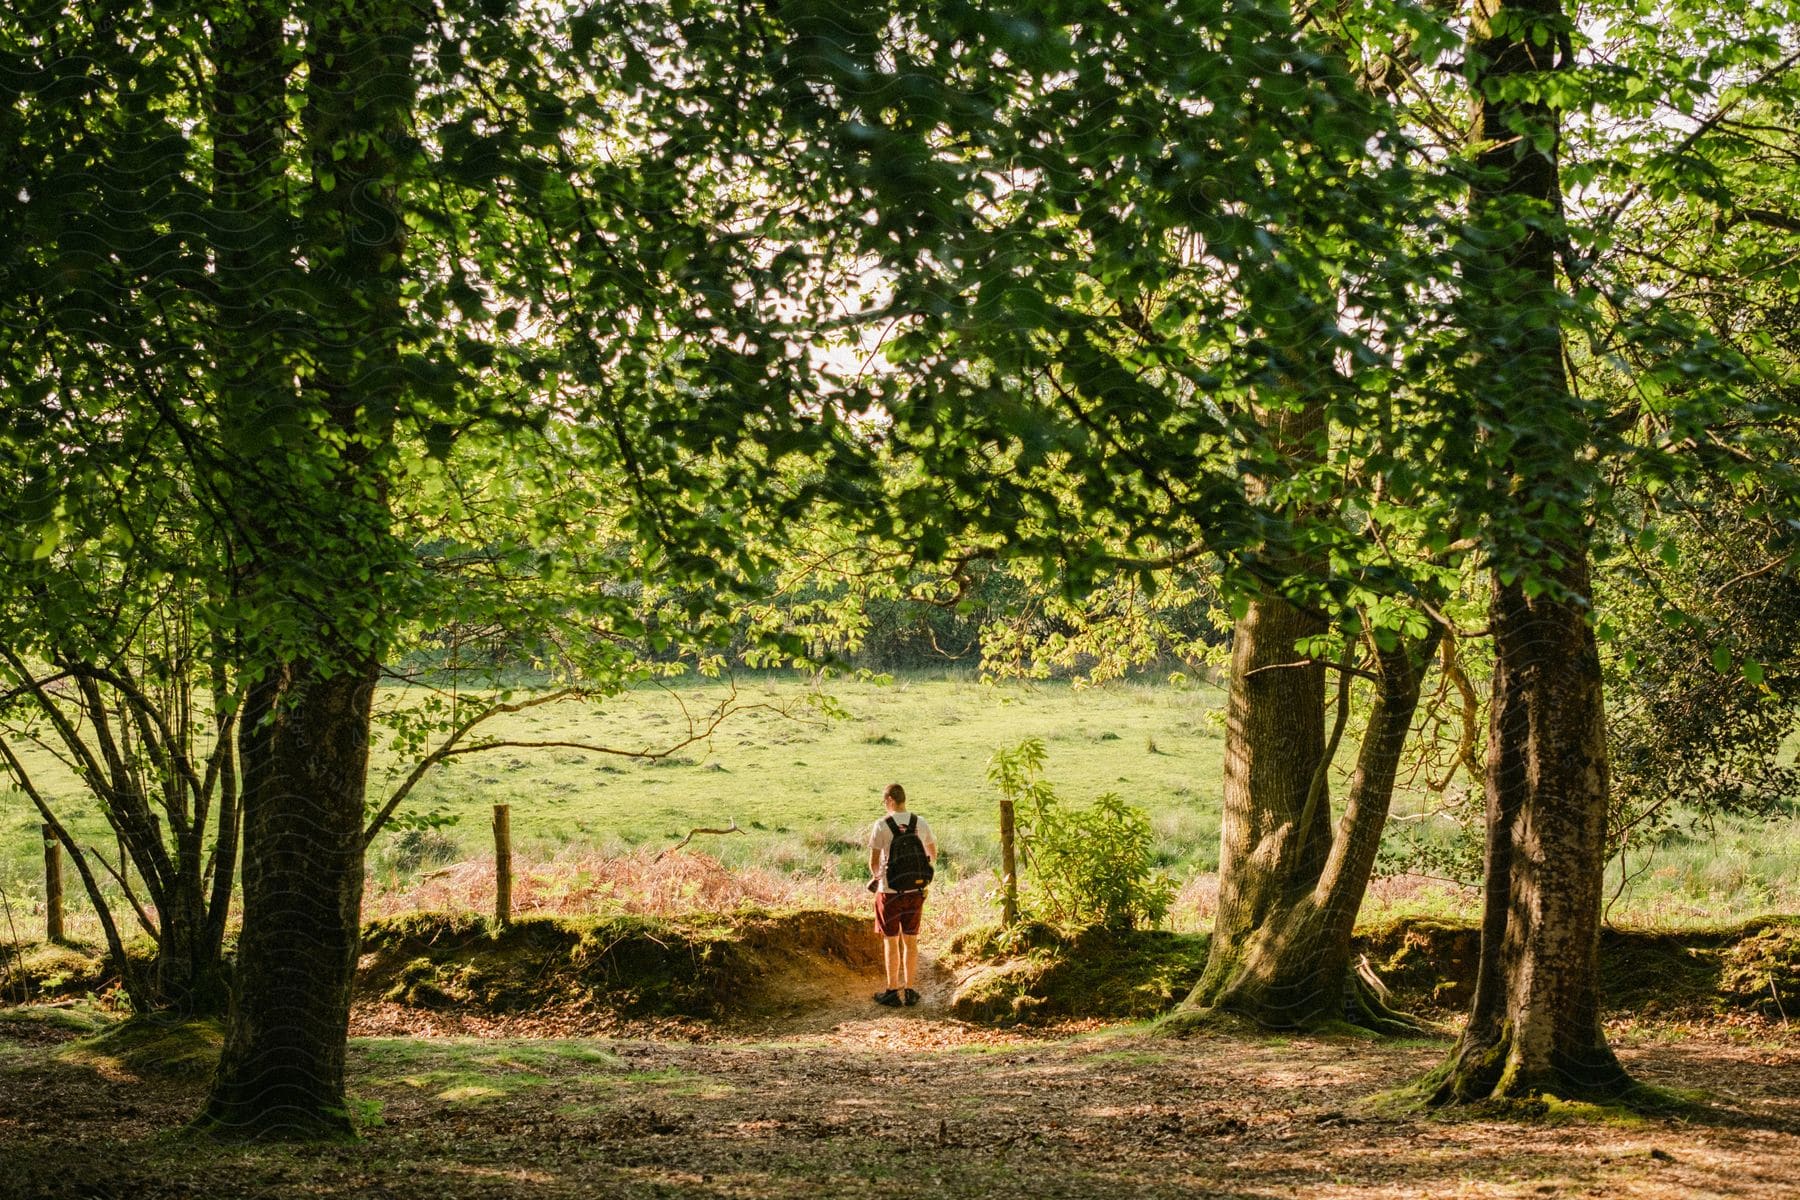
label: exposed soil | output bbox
[344,908,954,1041]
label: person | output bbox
[867,782,936,1008]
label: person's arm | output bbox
[924,819,938,860]
[868,822,884,879]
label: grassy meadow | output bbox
[3,670,1798,939]
[372,672,1231,874]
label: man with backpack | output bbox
[867,783,936,1007]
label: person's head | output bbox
[882,783,907,811]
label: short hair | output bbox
[883,783,906,806]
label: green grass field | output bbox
[3,671,1798,935]
[374,672,1231,867]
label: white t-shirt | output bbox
[869,812,936,894]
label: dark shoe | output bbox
[873,989,902,1007]
[902,988,921,1007]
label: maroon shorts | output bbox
[874,890,925,937]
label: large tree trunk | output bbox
[193,0,416,1139]
[1173,285,1446,1031]
[194,662,378,1138]
[1435,564,1624,1099]
[1430,0,1627,1102]
[1184,594,1329,1007]
[1179,621,1438,1029]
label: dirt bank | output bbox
[6,911,1797,1035]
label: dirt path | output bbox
[717,946,970,1039]
[3,1002,1798,1200]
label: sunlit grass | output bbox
[4,670,1797,942]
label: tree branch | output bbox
[1244,658,1383,684]
[361,687,590,846]
[0,736,149,1010]
[653,821,745,863]
[87,847,161,944]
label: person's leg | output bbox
[873,895,901,1003]
[900,891,925,1004]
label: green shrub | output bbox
[988,738,1174,930]
[1032,791,1175,929]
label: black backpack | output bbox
[883,815,934,893]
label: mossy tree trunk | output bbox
[1185,593,1327,1006]
[1171,311,1446,1031]
[1433,569,1624,1100]
[1178,620,1440,1029]
[1429,0,1628,1102]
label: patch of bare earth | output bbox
[3,994,1797,1200]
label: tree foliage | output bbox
[1,0,1798,1135]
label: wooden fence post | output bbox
[493,803,512,927]
[42,824,63,943]
[998,798,1018,927]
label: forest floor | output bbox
[2,965,1797,1200]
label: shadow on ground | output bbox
[2,1006,1797,1200]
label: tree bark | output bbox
[1434,563,1625,1099]
[1184,594,1329,1009]
[1179,623,1439,1028]
[194,662,378,1138]
[203,654,242,993]
[1430,0,1628,1102]
[1172,294,1446,1031]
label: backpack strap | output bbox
[885,815,903,838]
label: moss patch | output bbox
[1350,917,1800,1020]
[945,922,1210,1024]
[60,1015,225,1081]
[0,1002,117,1036]
[941,916,1800,1027]
[1,941,114,1002]
[357,908,878,1020]
[1,935,167,1007]
[1354,919,1482,1012]
[1716,918,1800,1018]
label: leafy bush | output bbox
[1032,792,1175,930]
[1599,500,1800,853]
[988,738,1174,930]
